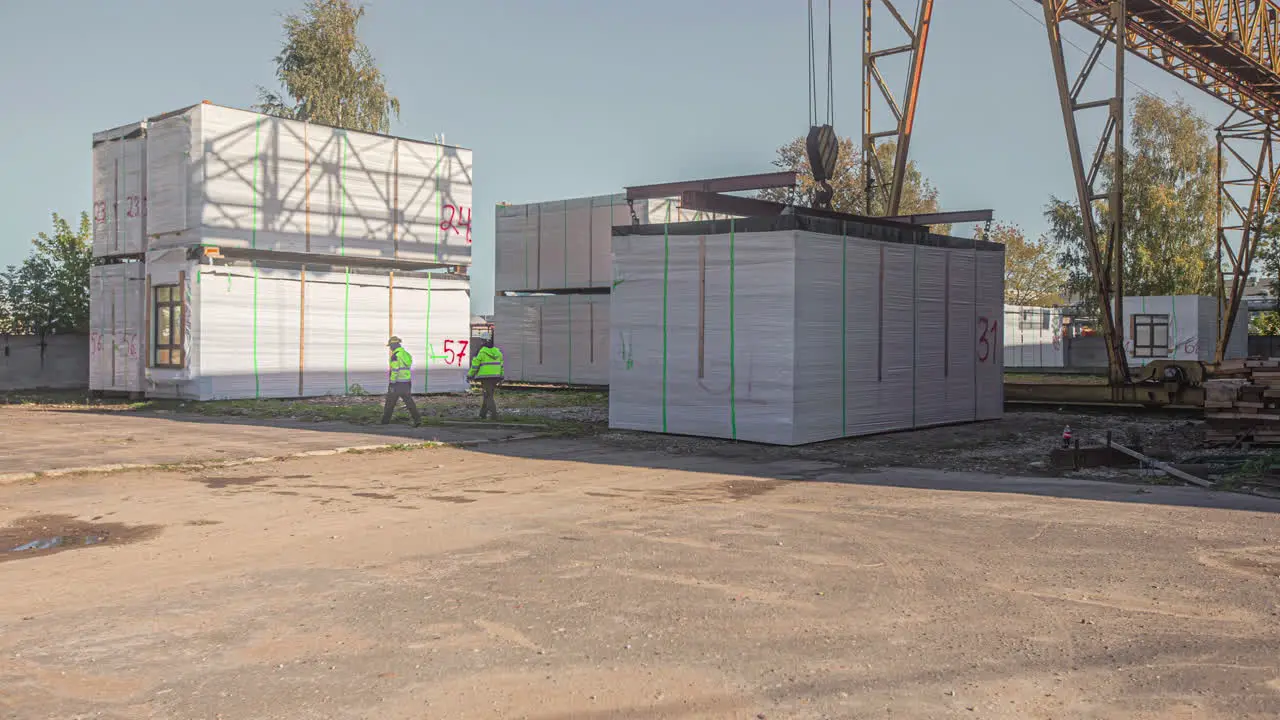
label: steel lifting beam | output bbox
[883,209,994,225]
[1217,114,1280,362]
[1042,0,1130,385]
[861,0,934,217]
[624,171,798,201]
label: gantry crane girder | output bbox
[1040,0,1280,381]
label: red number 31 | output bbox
[977,316,999,363]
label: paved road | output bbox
[1,436,1278,719]
[0,407,522,476]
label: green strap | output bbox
[661,221,670,433]
[567,295,573,385]
[841,231,847,436]
[343,269,350,392]
[253,266,261,398]
[729,219,738,440]
[251,118,262,397]
[435,144,442,263]
[339,132,350,392]
[424,274,432,392]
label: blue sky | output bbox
[0,0,1229,315]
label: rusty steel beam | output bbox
[862,0,935,217]
[1042,0,1130,385]
[1039,0,1280,125]
[883,209,994,225]
[624,171,797,201]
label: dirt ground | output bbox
[2,411,1279,719]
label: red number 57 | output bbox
[442,339,470,367]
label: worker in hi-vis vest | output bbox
[381,336,422,426]
[468,339,505,420]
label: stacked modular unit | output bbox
[493,194,733,384]
[92,122,149,258]
[1120,295,1247,366]
[145,103,472,264]
[495,196,723,292]
[1003,304,1065,369]
[89,121,150,395]
[494,295,610,385]
[142,248,470,400]
[88,263,147,394]
[609,216,1005,446]
[90,102,473,400]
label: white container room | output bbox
[609,216,1005,446]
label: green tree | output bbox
[979,222,1065,306]
[758,136,947,232]
[1046,95,1218,313]
[0,213,92,337]
[256,0,400,133]
[1250,311,1280,335]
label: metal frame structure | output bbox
[861,0,934,217]
[1041,0,1129,384]
[1037,0,1280,380]
[1216,114,1279,362]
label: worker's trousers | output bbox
[381,381,421,425]
[478,378,501,420]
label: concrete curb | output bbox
[0,432,546,486]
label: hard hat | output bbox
[387,336,402,346]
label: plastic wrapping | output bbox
[88,263,147,392]
[91,123,147,257]
[140,103,472,265]
[494,294,610,385]
[494,195,732,291]
[609,219,1005,446]
[1119,295,1247,366]
[1003,305,1065,368]
[141,251,470,400]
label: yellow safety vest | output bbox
[469,346,504,379]
[389,347,413,383]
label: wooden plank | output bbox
[1106,439,1213,488]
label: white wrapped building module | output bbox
[609,216,1004,445]
[1121,295,1246,366]
[144,102,472,265]
[494,294,610,385]
[495,195,733,291]
[141,248,470,400]
[92,123,148,257]
[89,263,147,393]
[1003,304,1065,368]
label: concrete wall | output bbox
[0,334,90,391]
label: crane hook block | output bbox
[806,124,839,184]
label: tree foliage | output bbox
[758,136,947,232]
[0,212,92,336]
[1045,95,1218,313]
[256,0,400,133]
[979,222,1065,306]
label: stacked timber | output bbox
[1203,358,1280,445]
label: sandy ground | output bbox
[0,407,522,476]
[2,414,1279,719]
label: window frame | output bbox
[1130,313,1171,359]
[152,283,185,368]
